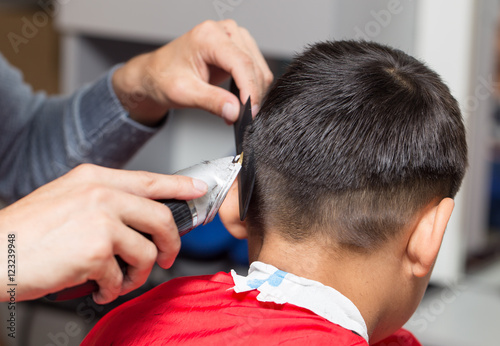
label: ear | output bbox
[219,180,248,239]
[406,198,455,278]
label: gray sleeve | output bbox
[0,55,161,203]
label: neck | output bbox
[252,231,412,340]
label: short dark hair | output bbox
[244,40,468,250]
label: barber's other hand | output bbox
[112,20,273,126]
[0,164,207,304]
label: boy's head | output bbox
[244,40,466,248]
[221,40,467,341]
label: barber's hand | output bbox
[0,164,207,304]
[112,20,273,126]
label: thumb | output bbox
[191,80,241,123]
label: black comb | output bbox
[230,79,256,221]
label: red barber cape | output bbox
[82,272,421,346]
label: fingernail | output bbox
[252,104,260,117]
[222,102,238,122]
[192,178,208,193]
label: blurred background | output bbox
[0,0,499,345]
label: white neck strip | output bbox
[231,261,369,342]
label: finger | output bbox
[238,27,271,83]
[222,22,267,91]
[220,19,253,58]
[211,21,271,112]
[150,203,181,269]
[70,164,208,200]
[112,193,181,269]
[184,76,242,122]
[126,173,208,200]
[220,19,240,35]
[237,27,274,110]
[112,227,158,295]
[92,256,124,304]
[221,22,267,113]
[201,26,259,103]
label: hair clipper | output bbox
[47,78,253,301]
[46,155,242,301]
[159,155,243,235]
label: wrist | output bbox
[112,56,169,127]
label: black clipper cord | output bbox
[45,199,194,301]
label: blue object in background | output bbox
[489,162,500,231]
[180,213,249,265]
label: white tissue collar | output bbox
[231,261,369,342]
